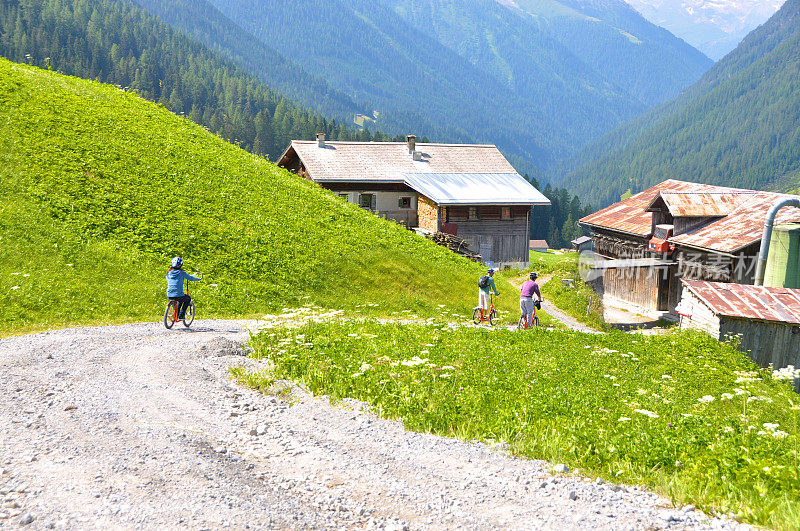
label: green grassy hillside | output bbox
[0,58,506,334]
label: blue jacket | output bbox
[166,269,200,297]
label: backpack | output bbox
[478,275,490,289]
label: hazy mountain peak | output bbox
[624,0,786,59]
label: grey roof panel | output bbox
[402,173,550,206]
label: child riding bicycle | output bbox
[166,257,201,319]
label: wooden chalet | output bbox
[278,135,550,265]
[579,179,800,317]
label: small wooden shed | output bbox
[678,280,800,385]
[529,239,549,252]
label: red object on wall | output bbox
[441,223,458,236]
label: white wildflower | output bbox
[634,409,659,418]
[351,372,363,378]
[697,395,715,403]
[762,423,779,431]
[757,431,767,436]
[747,396,773,403]
[720,393,734,401]
[439,374,452,379]
[400,357,428,367]
[636,388,647,395]
[441,366,455,371]
[22,274,29,277]
[359,363,373,372]
[347,333,359,337]
[661,375,672,380]
[420,350,429,355]
[722,426,734,433]
[603,375,616,380]
[773,365,800,382]
[772,430,789,439]
[10,286,20,290]
[618,417,631,422]
[734,388,749,396]
[612,383,620,387]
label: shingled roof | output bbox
[579,179,800,253]
[279,141,517,182]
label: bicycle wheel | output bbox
[164,301,177,329]
[517,315,526,330]
[489,309,498,326]
[533,315,540,327]
[183,301,195,327]
[472,308,482,325]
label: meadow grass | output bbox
[0,58,521,333]
[240,321,800,529]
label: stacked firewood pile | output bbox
[428,232,482,262]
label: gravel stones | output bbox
[0,320,753,529]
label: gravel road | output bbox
[0,320,750,529]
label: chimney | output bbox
[406,134,416,153]
[316,133,326,147]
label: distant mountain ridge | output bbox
[555,0,800,208]
[624,0,786,59]
[142,0,711,171]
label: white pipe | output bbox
[754,198,800,285]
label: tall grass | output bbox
[243,320,800,529]
[0,58,518,333]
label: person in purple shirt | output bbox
[166,257,201,319]
[520,272,542,327]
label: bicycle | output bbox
[473,293,499,326]
[518,300,541,329]
[164,273,202,329]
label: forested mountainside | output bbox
[131,0,364,122]
[189,0,710,170]
[0,0,402,163]
[556,0,800,209]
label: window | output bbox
[338,193,349,201]
[468,207,478,220]
[501,207,511,219]
[359,194,374,210]
[398,196,411,209]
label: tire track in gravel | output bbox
[0,320,749,529]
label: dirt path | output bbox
[0,321,747,529]
[507,274,601,334]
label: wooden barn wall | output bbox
[595,267,663,312]
[678,290,722,337]
[720,318,800,377]
[591,229,649,259]
[454,218,529,263]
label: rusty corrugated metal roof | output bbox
[649,192,753,217]
[579,180,733,237]
[281,141,517,181]
[671,191,800,253]
[682,280,800,325]
[580,179,800,253]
